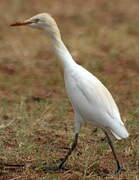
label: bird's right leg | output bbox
[42,113,81,172]
[42,133,79,172]
[58,133,79,169]
[58,113,81,170]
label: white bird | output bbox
[11,13,129,174]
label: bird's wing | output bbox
[74,65,123,125]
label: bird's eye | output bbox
[32,19,39,23]
[34,19,40,23]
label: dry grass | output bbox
[0,0,139,179]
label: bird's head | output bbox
[11,13,61,39]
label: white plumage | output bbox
[11,13,129,173]
[64,63,128,140]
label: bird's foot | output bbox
[42,165,69,172]
[115,166,126,175]
[42,166,57,172]
[58,165,69,171]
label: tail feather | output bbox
[110,122,129,140]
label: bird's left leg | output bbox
[103,130,125,174]
[58,133,79,169]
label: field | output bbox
[0,0,139,179]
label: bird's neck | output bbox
[51,36,76,70]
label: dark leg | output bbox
[103,130,125,174]
[42,133,78,172]
[58,133,79,169]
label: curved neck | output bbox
[44,24,76,69]
[51,37,76,69]
[43,23,76,69]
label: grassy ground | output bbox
[0,0,139,179]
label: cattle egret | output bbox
[11,13,129,174]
